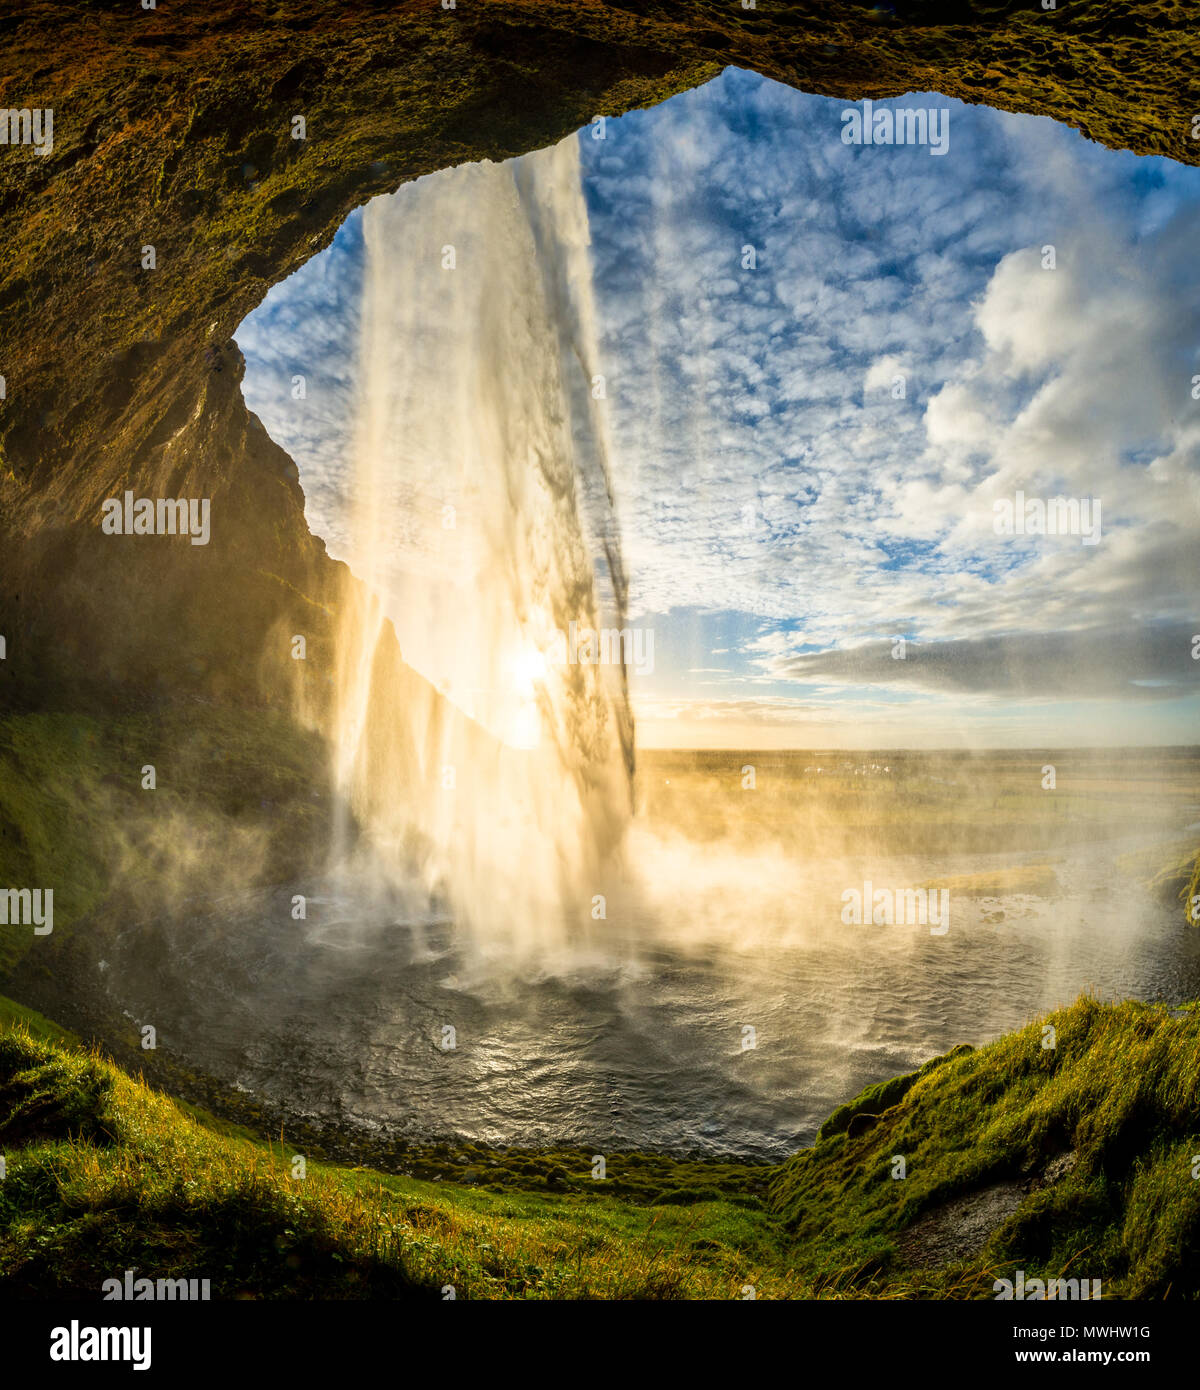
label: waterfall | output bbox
[329,134,634,953]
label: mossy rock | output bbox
[817,1043,974,1142]
[0,1033,113,1149]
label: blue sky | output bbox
[239,69,1200,748]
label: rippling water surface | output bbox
[104,823,1200,1161]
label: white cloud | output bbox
[238,72,1200,739]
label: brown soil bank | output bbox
[0,1,1197,717]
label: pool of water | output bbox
[101,826,1200,1161]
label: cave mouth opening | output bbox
[242,67,1200,757]
[165,68,1200,1157]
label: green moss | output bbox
[0,1032,112,1149]
[0,997,78,1048]
[770,996,1200,1297]
[816,1043,974,1142]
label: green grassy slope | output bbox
[0,999,801,1300]
[771,996,1200,1297]
[3,994,1199,1299]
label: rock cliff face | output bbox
[0,1,1195,715]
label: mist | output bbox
[128,79,1200,1157]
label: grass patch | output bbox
[770,995,1200,1298]
[0,999,800,1300]
[4,993,1200,1298]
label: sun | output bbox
[498,641,551,749]
[508,643,549,697]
